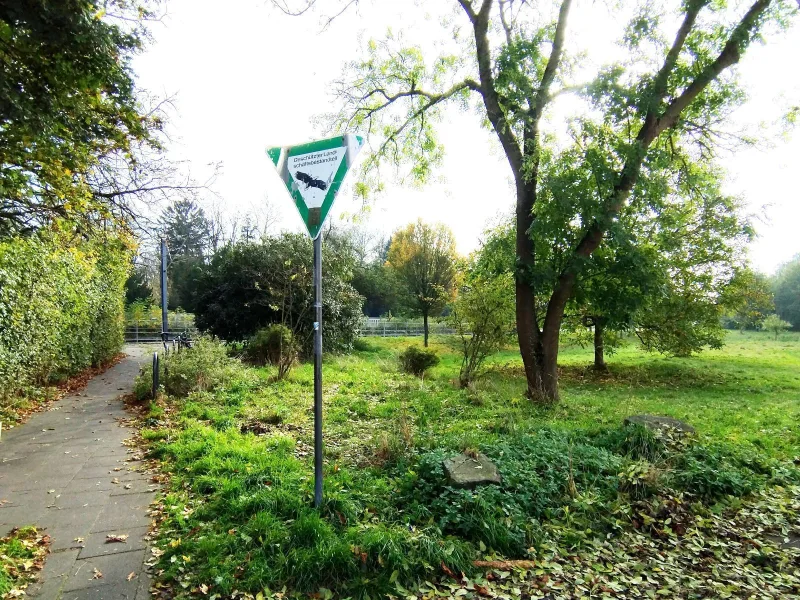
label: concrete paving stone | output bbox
[0,505,45,528]
[88,446,131,458]
[38,506,103,531]
[0,476,76,493]
[28,548,81,597]
[91,507,151,533]
[47,525,93,551]
[26,461,87,480]
[62,581,140,600]
[102,493,153,510]
[85,455,132,469]
[108,481,157,497]
[73,466,130,480]
[30,575,68,600]
[62,479,121,494]
[78,526,150,559]
[48,490,113,510]
[0,492,50,513]
[63,549,146,592]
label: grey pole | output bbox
[160,238,168,346]
[313,234,323,508]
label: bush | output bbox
[194,234,364,354]
[399,346,439,376]
[246,325,295,365]
[0,227,129,405]
[447,274,515,387]
[134,338,246,400]
[246,325,297,379]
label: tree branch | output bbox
[544,0,774,337]
[463,0,524,179]
[530,0,573,124]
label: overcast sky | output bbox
[132,0,800,274]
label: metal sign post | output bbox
[160,238,169,349]
[267,134,364,509]
[312,235,323,507]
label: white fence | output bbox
[359,318,456,337]
[125,315,456,342]
[124,314,198,343]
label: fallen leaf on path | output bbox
[74,537,85,543]
[91,568,103,580]
[127,572,136,581]
[106,534,128,543]
[111,478,120,484]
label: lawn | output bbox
[137,332,800,599]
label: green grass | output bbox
[0,526,48,597]
[141,331,800,599]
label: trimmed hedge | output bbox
[0,227,131,403]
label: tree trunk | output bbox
[594,319,606,370]
[515,183,560,403]
[423,312,429,347]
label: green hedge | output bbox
[0,227,131,402]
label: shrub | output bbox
[246,325,297,378]
[0,227,129,406]
[134,338,246,400]
[398,346,439,376]
[447,274,515,387]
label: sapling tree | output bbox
[448,273,515,387]
[280,0,797,402]
[761,314,791,339]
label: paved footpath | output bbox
[0,346,155,600]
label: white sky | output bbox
[132,0,800,274]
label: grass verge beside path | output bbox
[0,527,50,598]
[135,333,800,599]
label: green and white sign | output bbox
[267,134,364,239]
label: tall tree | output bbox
[0,1,204,237]
[724,268,775,331]
[287,0,797,401]
[773,255,800,329]
[386,220,459,346]
[159,199,211,311]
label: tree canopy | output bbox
[773,255,800,329]
[300,0,797,401]
[0,1,205,238]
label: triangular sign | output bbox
[267,134,364,239]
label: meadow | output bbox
[136,332,800,599]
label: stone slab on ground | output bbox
[0,346,154,600]
[443,452,502,488]
[624,414,696,436]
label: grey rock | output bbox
[624,414,696,436]
[443,453,501,488]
